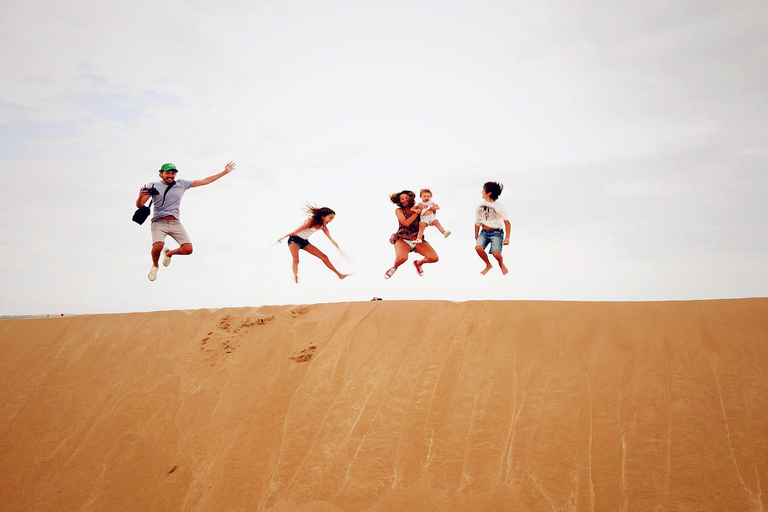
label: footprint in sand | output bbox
[290,345,317,363]
[290,307,310,318]
[234,315,275,334]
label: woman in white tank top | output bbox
[277,205,350,284]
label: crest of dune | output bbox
[1,299,767,511]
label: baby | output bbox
[415,188,450,243]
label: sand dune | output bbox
[1,300,767,511]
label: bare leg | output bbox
[166,243,193,258]
[385,239,412,278]
[289,243,301,283]
[416,221,427,242]
[303,244,349,279]
[151,242,164,267]
[491,252,509,275]
[432,219,446,234]
[162,242,193,268]
[413,241,439,274]
[392,240,411,270]
[476,246,493,275]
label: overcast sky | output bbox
[1,0,766,315]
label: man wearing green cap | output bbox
[136,161,236,281]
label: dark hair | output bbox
[483,181,503,201]
[419,188,432,196]
[304,204,335,227]
[390,190,416,208]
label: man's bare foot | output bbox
[500,264,509,275]
[480,265,493,275]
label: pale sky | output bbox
[1,0,766,315]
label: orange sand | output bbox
[1,300,767,511]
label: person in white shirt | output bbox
[474,181,511,275]
[415,188,451,243]
[277,205,350,284]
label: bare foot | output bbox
[339,273,351,280]
[480,265,493,275]
[500,264,509,275]
[294,275,299,284]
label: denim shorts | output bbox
[287,235,310,249]
[476,228,503,253]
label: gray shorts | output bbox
[151,219,191,245]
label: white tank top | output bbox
[294,226,320,240]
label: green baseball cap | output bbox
[160,163,178,172]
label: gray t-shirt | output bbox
[147,179,194,222]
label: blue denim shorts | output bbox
[287,235,310,249]
[476,229,504,253]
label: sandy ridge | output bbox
[1,299,767,511]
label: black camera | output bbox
[142,185,160,196]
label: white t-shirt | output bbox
[419,200,436,218]
[475,200,508,229]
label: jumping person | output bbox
[136,161,235,281]
[276,205,350,283]
[385,190,439,279]
[415,187,450,243]
[474,181,510,275]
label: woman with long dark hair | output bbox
[385,190,439,279]
[277,205,350,283]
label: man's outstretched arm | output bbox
[191,161,236,187]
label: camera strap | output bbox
[157,181,175,208]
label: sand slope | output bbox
[1,300,767,511]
